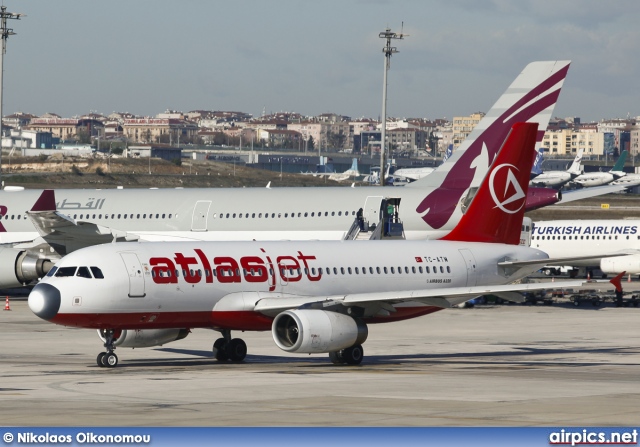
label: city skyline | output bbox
[3,1,640,122]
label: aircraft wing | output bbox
[26,190,137,254]
[499,252,634,269]
[252,279,604,317]
[559,184,629,203]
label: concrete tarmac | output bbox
[2,299,640,427]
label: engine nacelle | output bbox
[0,247,55,288]
[525,187,561,212]
[601,255,640,275]
[272,309,368,354]
[98,328,190,348]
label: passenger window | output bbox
[76,267,92,278]
[333,267,338,275]
[383,267,388,274]
[391,267,395,274]
[440,266,444,273]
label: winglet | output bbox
[441,122,538,245]
[30,190,56,212]
[609,271,626,293]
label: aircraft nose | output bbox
[29,283,61,321]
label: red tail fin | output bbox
[441,122,538,245]
[610,271,625,293]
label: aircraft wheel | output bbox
[213,338,228,361]
[97,352,106,367]
[342,344,364,365]
[102,353,118,368]
[226,338,247,362]
[329,351,345,365]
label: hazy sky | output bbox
[3,0,639,122]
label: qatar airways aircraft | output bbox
[29,123,603,368]
[2,61,571,290]
[530,219,639,276]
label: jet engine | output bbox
[525,187,561,212]
[0,247,55,288]
[98,328,190,348]
[601,255,640,275]
[272,309,368,354]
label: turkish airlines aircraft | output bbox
[572,151,628,188]
[530,219,638,275]
[29,123,597,367]
[2,61,571,289]
[529,149,584,189]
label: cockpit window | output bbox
[46,266,58,277]
[76,267,92,278]
[90,267,104,279]
[55,267,77,277]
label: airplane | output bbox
[529,148,584,189]
[529,219,639,277]
[571,150,628,188]
[301,157,360,181]
[328,158,360,182]
[28,122,604,368]
[1,60,571,290]
[389,146,453,183]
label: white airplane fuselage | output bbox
[0,185,452,244]
[529,171,573,188]
[30,239,549,331]
[572,172,618,188]
[531,220,640,273]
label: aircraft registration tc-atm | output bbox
[2,61,573,290]
[29,123,604,368]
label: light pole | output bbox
[0,6,23,187]
[378,26,406,186]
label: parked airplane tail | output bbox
[530,148,544,179]
[442,122,538,245]
[442,144,453,164]
[611,150,628,173]
[567,149,584,176]
[411,60,570,230]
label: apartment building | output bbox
[452,112,484,148]
[541,129,605,156]
[122,118,198,144]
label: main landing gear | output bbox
[328,344,364,365]
[212,329,247,362]
[97,329,118,368]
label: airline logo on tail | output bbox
[415,61,570,229]
[489,164,526,214]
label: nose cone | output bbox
[29,283,61,321]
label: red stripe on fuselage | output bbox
[51,306,443,330]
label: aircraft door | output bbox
[363,196,383,228]
[191,200,212,232]
[119,252,146,297]
[458,249,477,287]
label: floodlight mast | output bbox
[0,6,23,188]
[378,26,406,187]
